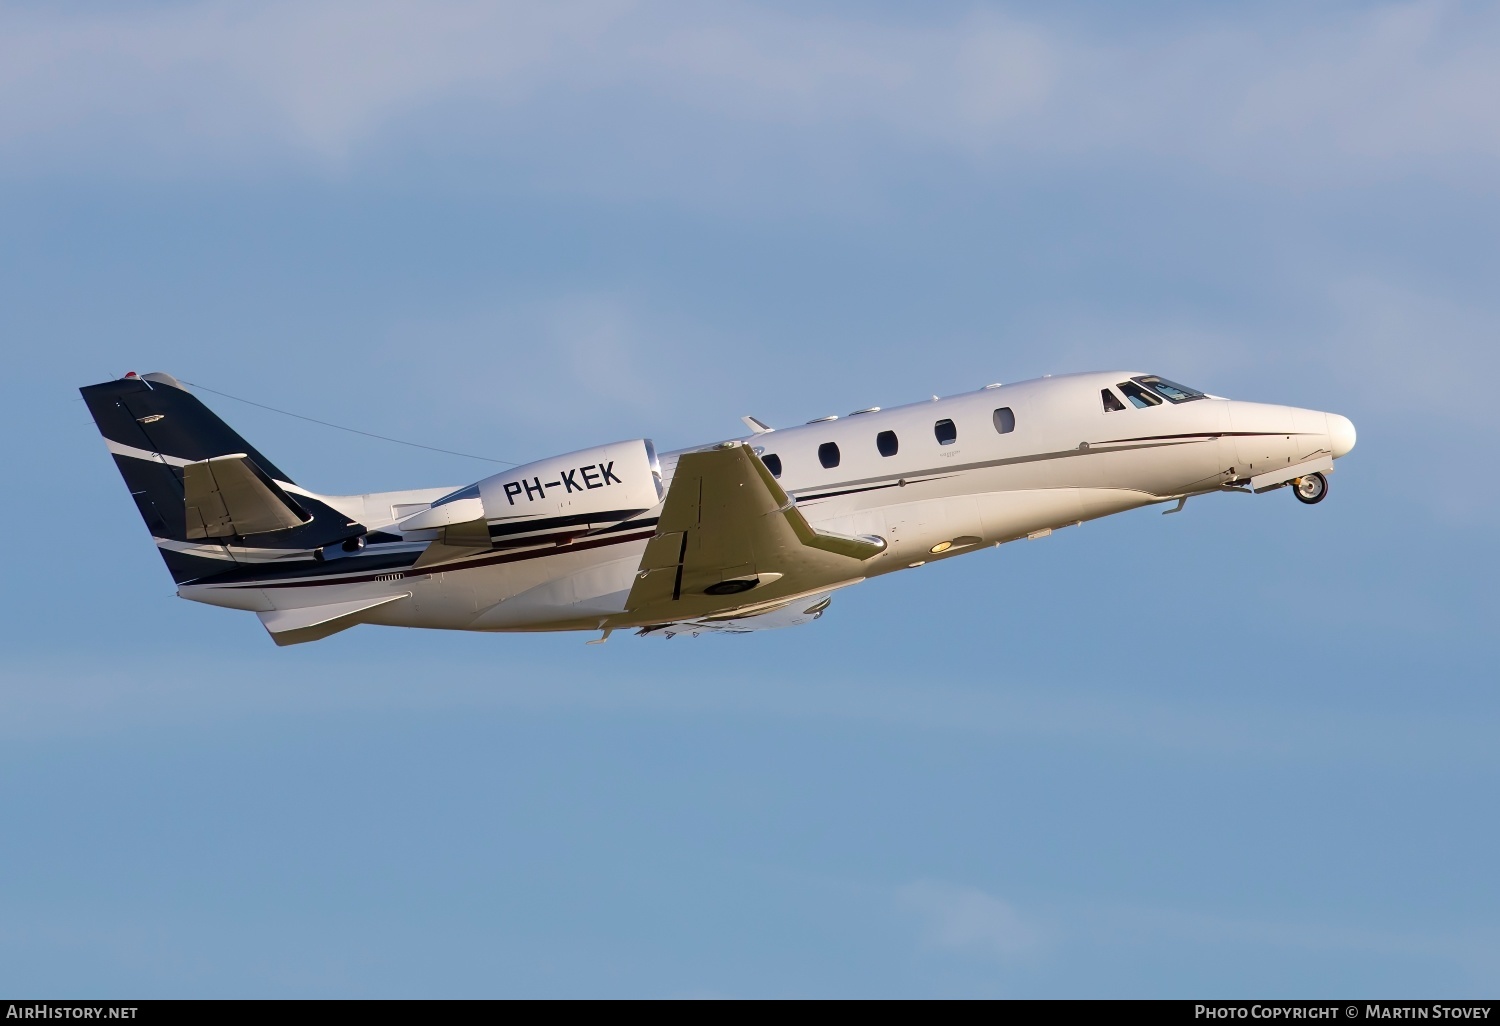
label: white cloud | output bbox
[2,2,1498,188]
[897,884,1500,986]
[0,0,622,168]
[1225,3,1500,172]
[4,651,1497,771]
[371,290,740,455]
[1081,901,1500,983]
[897,881,1043,962]
[898,885,1500,986]
[1319,275,1500,431]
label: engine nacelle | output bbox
[401,439,662,548]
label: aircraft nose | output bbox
[1328,413,1357,459]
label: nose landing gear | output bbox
[1292,472,1328,505]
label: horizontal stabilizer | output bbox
[80,372,368,584]
[256,593,409,647]
[184,453,310,540]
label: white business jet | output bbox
[82,371,1355,645]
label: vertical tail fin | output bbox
[80,372,363,584]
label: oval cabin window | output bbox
[934,419,957,445]
[818,442,841,469]
[993,407,1015,434]
[762,453,782,478]
[876,430,899,457]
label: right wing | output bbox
[636,593,834,638]
[624,442,884,625]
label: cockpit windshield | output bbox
[1133,375,1206,403]
[1117,381,1162,408]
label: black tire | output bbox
[1293,472,1328,505]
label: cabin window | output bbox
[762,453,782,478]
[818,442,841,469]
[876,430,899,457]
[1134,375,1206,403]
[992,407,1015,434]
[1101,388,1126,413]
[1118,382,1162,408]
[934,419,957,445]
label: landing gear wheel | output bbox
[1293,472,1328,505]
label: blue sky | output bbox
[2,0,1497,997]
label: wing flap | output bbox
[637,592,835,638]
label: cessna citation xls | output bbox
[82,370,1356,646]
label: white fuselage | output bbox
[179,371,1356,634]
